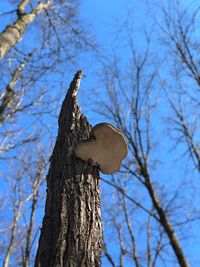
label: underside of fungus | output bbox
[74,123,128,174]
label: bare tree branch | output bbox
[122,193,140,267]
[3,179,32,267]
[0,49,36,124]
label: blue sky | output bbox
[0,0,200,266]
[78,1,200,266]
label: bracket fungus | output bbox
[74,123,128,174]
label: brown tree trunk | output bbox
[35,71,102,267]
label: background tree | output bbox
[1,147,47,266]
[156,0,200,171]
[0,0,95,265]
[1,0,200,266]
[0,0,94,154]
[90,2,200,266]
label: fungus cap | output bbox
[74,123,128,174]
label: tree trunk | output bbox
[0,1,51,61]
[35,71,102,267]
[3,202,22,267]
[145,178,190,267]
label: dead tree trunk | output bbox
[35,71,102,267]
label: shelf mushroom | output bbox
[74,123,128,174]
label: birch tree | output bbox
[0,0,52,61]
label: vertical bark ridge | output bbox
[35,71,102,267]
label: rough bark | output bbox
[0,1,51,61]
[35,71,102,267]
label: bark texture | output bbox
[35,71,102,267]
